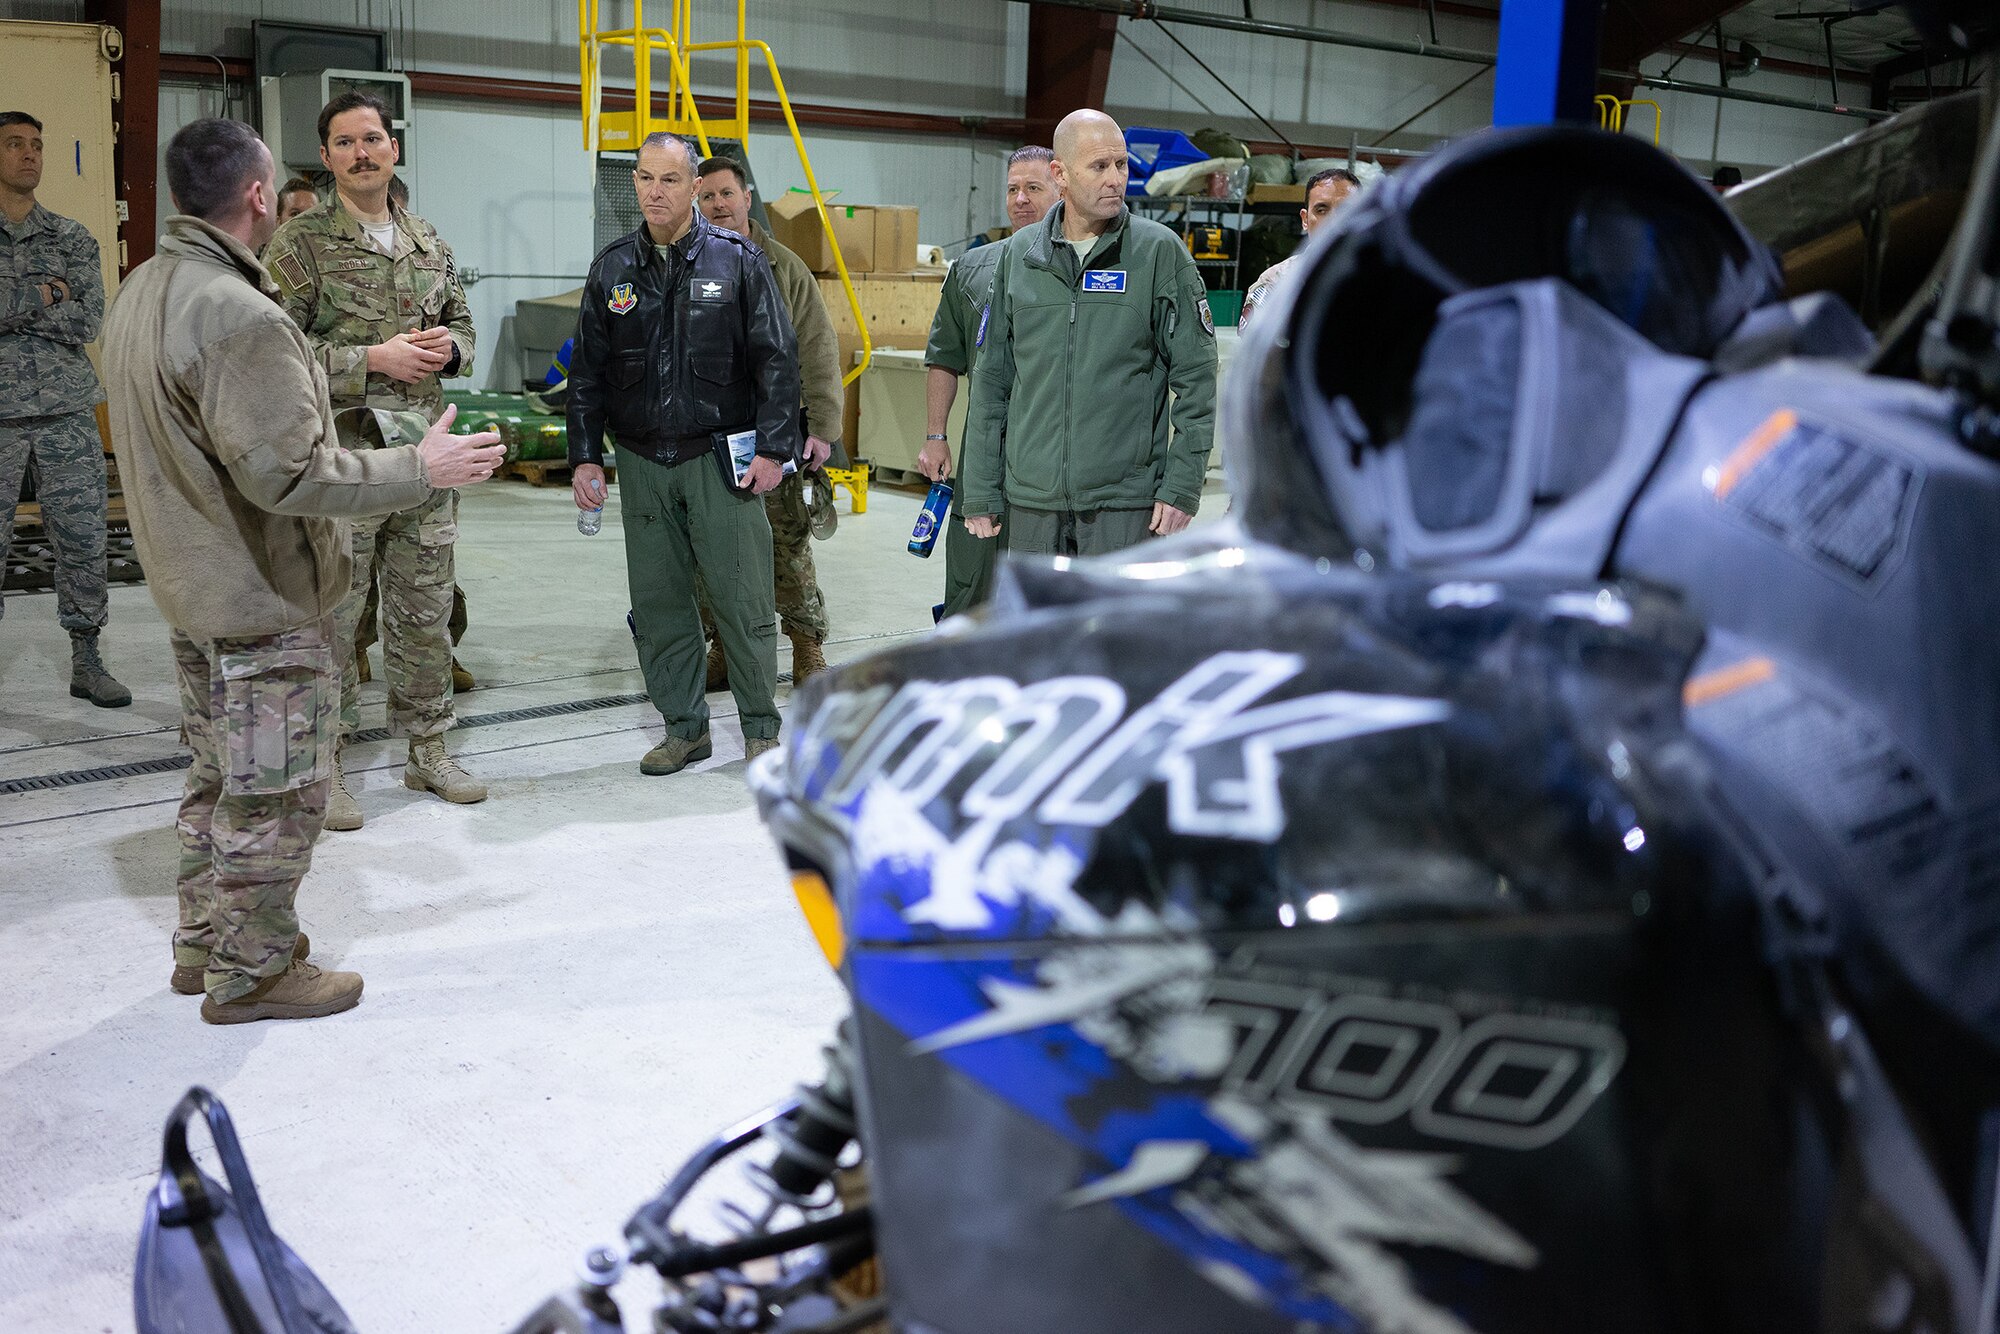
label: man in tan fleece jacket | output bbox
[102,118,504,1025]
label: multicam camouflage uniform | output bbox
[172,616,338,1001]
[0,203,109,633]
[264,197,474,740]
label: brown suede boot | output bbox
[705,639,728,692]
[789,632,827,682]
[199,958,363,1024]
[451,657,475,691]
[355,648,373,684]
[640,730,712,776]
[326,745,363,831]
[172,933,310,996]
[405,735,489,803]
[745,736,781,762]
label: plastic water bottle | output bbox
[908,481,952,557]
[578,477,605,535]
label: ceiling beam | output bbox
[1599,0,1756,71]
[1024,7,1120,148]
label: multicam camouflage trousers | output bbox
[696,467,829,644]
[172,617,337,1002]
[334,488,458,739]
[0,410,109,632]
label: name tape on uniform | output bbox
[691,278,734,302]
[1082,270,1127,293]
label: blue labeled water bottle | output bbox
[908,481,952,557]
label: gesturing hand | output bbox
[417,405,505,487]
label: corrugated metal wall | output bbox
[9,0,1882,388]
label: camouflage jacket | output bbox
[264,196,474,447]
[0,202,105,421]
[749,219,842,445]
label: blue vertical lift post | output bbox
[1490,0,1605,126]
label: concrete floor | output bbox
[0,467,1228,1331]
[0,473,940,1332]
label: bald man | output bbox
[959,109,1217,559]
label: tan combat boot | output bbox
[405,735,489,803]
[200,958,362,1024]
[172,933,310,996]
[790,632,827,682]
[451,656,475,692]
[745,736,781,762]
[705,639,729,692]
[326,745,363,831]
[640,730,712,776]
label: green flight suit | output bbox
[924,241,1006,616]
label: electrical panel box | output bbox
[261,69,412,172]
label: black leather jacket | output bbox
[567,211,801,471]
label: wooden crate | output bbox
[817,273,947,454]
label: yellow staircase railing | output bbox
[1595,94,1663,145]
[579,0,874,389]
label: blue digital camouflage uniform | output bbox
[264,197,475,740]
[0,203,108,633]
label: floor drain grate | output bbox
[0,691,652,796]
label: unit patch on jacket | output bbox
[1082,270,1127,293]
[1198,296,1215,335]
[607,283,638,315]
[691,278,733,302]
[976,303,991,348]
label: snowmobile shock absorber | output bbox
[757,1028,859,1206]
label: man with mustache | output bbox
[265,92,485,829]
[959,110,1217,559]
[916,144,1059,616]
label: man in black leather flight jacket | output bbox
[567,133,801,774]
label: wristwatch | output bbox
[925,433,947,441]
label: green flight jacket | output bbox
[924,240,1004,378]
[264,196,475,448]
[961,201,1217,519]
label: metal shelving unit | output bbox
[1127,194,1302,295]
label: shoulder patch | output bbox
[273,251,310,290]
[1197,296,1215,336]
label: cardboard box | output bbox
[766,191,874,273]
[870,206,919,275]
[1248,182,1307,204]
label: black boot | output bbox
[70,630,132,708]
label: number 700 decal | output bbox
[1205,984,1626,1151]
